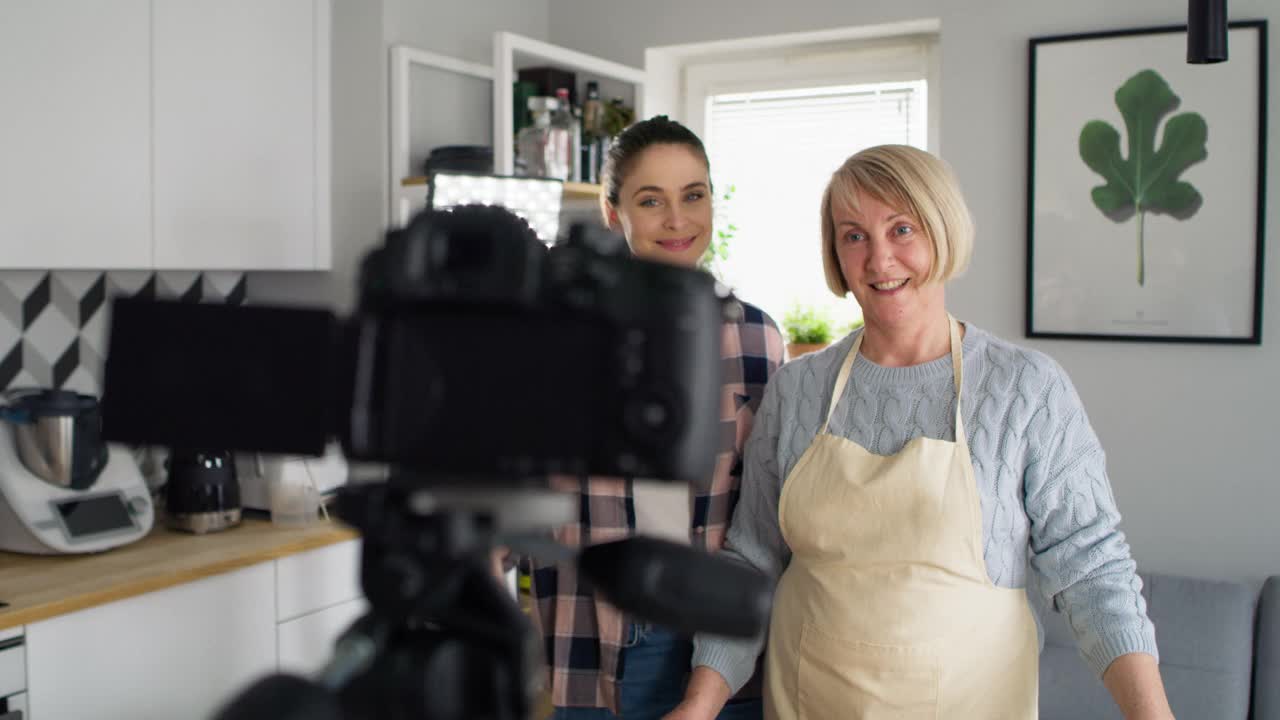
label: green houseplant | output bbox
[699,184,736,282]
[782,304,834,359]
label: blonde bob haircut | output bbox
[820,144,974,296]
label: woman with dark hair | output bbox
[527,116,783,720]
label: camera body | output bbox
[339,205,723,483]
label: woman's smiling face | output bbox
[832,188,944,331]
[607,143,713,268]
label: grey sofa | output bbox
[1255,577,1280,719]
[1039,573,1279,719]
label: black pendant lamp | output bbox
[1187,0,1228,64]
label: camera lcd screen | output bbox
[55,494,135,538]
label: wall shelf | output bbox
[388,45,494,226]
[563,182,603,199]
[390,34,638,227]
[492,31,645,176]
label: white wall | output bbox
[249,0,551,312]
[547,0,1280,584]
[383,0,549,66]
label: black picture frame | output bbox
[1026,21,1268,344]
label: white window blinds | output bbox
[706,81,928,156]
[693,38,934,328]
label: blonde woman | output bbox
[668,145,1174,719]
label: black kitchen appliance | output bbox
[517,66,576,106]
[421,145,493,176]
[165,449,241,534]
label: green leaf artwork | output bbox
[1078,69,1208,286]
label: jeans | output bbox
[552,624,763,720]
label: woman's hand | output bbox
[1102,652,1175,720]
[662,666,733,720]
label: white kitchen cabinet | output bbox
[152,0,330,270]
[25,563,277,720]
[0,0,330,272]
[0,0,153,269]
[275,538,362,622]
[275,539,365,676]
[274,538,366,675]
[277,597,368,676]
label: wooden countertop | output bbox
[0,516,358,631]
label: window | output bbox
[684,35,937,336]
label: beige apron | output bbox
[764,317,1039,719]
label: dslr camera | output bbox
[101,204,769,720]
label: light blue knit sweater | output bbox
[693,323,1159,693]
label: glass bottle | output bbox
[552,88,581,182]
[516,96,570,180]
[581,81,605,184]
[582,81,605,138]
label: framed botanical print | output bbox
[1027,21,1268,343]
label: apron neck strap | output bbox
[825,315,966,434]
[947,315,965,441]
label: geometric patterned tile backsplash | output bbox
[0,270,246,396]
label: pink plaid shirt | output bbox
[527,301,785,711]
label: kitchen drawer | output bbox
[0,637,23,699]
[276,539,362,622]
[277,597,369,675]
[26,562,276,720]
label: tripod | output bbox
[216,482,542,720]
[215,479,771,720]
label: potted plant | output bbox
[782,304,834,359]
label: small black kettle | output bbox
[165,449,242,534]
